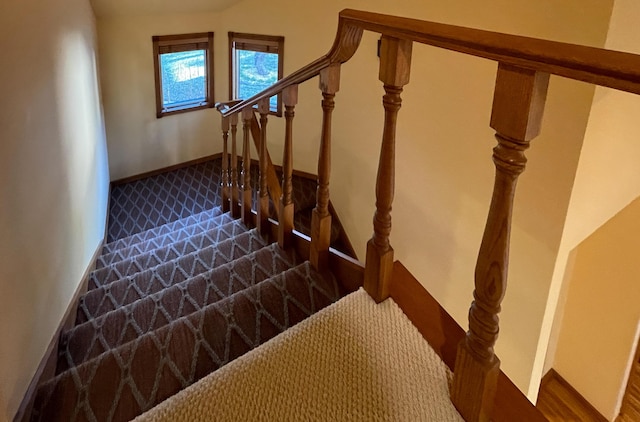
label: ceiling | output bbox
[90,0,242,18]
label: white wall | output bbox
[96,0,613,398]
[0,0,109,419]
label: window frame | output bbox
[152,32,215,118]
[228,32,284,117]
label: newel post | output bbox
[241,107,254,226]
[451,63,549,422]
[279,85,298,249]
[257,98,270,235]
[310,64,340,269]
[363,36,412,303]
[221,116,230,212]
[229,113,240,218]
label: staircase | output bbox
[24,7,640,421]
[30,159,350,421]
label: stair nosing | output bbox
[73,243,296,334]
[91,219,249,283]
[103,206,224,254]
[97,213,237,268]
[52,261,323,382]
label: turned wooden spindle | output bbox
[241,107,254,226]
[310,64,340,270]
[230,113,240,218]
[451,63,549,422]
[257,98,270,235]
[221,116,230,212]
[363,36,412,303]
[278,85,298,249]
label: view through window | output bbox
[152,32,214,117]
[229,33,284,115]
[160,50,206,108]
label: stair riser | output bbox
[78,230,267,324]
[33,263,341,422]
[97,214,235,269]
[89,220,248,289]
[103,207,223,254]
[59,246,297,372]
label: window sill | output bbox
[156,103,213,118]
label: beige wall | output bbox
[0,0,109,419]
[562,0,640,251]
[97,13,226,180]
[552,198,640,420]
[540,0,640,416]
[96,0,613,398]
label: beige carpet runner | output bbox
[136,288,464,421]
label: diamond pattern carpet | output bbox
[31,157,348,422]
[107,160,222,242]
[108,157,347,252]
[134,289,463,422]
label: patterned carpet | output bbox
[30,157,349,421]
[135,289,463,422]
[107,157,344,250]
[107,160,222,242]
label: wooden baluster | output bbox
[451,63,549,422]
[230,113,240,218]
[279,85,298,249]
[363,36,412,303]
[257,98,270,235]
[310,64,340,269]
[221,116,230,212]
[241,107,254,226]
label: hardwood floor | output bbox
[537,369,608,422]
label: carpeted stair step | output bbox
[89,219,248,289]
[103,207,223,255]
[97,213,235,269]
[78,230,267,324]
[107,159,222,242]
[32,261,343,422]
[58,244,299,373]
[133,289,464,422]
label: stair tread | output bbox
[96,213,235,268]
[78,230,267,323]
[103,207,223,254]
[59,243,299,372]
[89,219,249,289]
[34,261,342,422]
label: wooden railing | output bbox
[215,9,640,422]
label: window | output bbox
[152,32,214,118]
[229,32,284,116]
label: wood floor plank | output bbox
[537,369,607,422]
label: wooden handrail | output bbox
[213,9,640,421]
[221,16,363,117]
[221,8,640,119]
[340,9,640,94]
